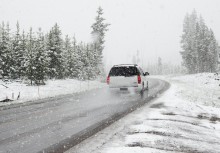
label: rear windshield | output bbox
[109,66,139,76]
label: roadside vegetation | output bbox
[0,7,109,85]
[180,10,219,74]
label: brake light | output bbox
[137,75,141,84]
[107,76,110,84]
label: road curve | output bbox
[0,78,169,153]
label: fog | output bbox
[1,0,220,71]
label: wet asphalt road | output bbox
[0,78,169,153]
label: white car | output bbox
[107,64,149,91]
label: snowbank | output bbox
[67,73,220,153]
[170,73,220,107]
[0,79,105,106]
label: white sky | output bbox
[0,0,220,69]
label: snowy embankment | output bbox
[0,79,105,106]
[67,73,220,153]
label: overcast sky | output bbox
[0,0,220,69]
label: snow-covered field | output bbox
[67,73,220,153]
[0,79,105,106]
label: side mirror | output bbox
[144,72,149,76]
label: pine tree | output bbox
[91,7,110,77]
[24,28,36,85]
[71,36,79,78]
[87,44,96,79]
[180,10,198,73]
[46,23,64,79]
[207,30,218,72]
[77,42,86,80]
[82,44,95,80]
[197,16,209,72]
[0,22,13,78]
[33,28,47,84]
[63,35,74,78]
[180,10,219,73]
[45,31,54,79]
[20,30,27,78]
[11,22,24,79]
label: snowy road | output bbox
[0,78,169,153]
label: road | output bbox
[0,78,169,153]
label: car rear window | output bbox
[109,66,139,76]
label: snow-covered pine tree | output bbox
[180,10,219,73]
[33,28,48,85]
[77,42,87,80]
[87,43,96,79]
[71,35,79,78]
[195,21,201,72]
[6,23,16,79]
[0,22,13,78]
[207,30,218,72]
[63,35,74,78]
[24,28,36,85]
[20,30,27,78]
[197,16,209,72]
[46,23,64,79]
[83,44,95,80]
[180,10,198,74]
[11,21,24,79]
[91,7,110,78]
[180,13,191,72]
[89,43,100,78]
[45,31,54,79]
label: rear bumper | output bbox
[108,84,142,90]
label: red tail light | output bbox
[107,76,110,84]
[137,75,141,84]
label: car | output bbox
[106,64,149,92]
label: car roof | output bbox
[113,64,138,67]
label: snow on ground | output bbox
[67,73,220,153]
[171,73,220,107]
[0,79,105,106]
